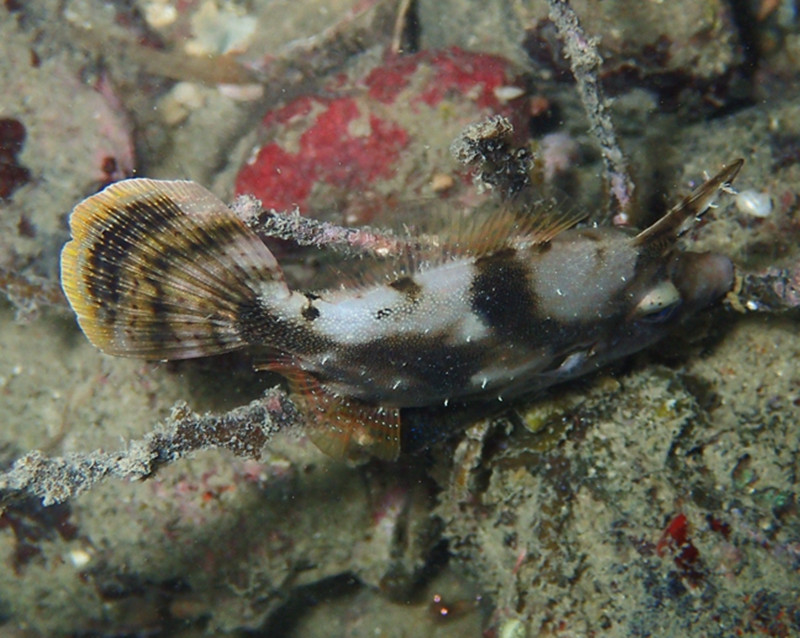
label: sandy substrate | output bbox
[1,0,799,636]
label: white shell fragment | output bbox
[736,189,773,218]
[493,85,526,102]
[68,548,92,568]
[143,1,178,29]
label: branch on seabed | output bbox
[0,388,301,507]
[232,193,420,259]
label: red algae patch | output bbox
[234,47,528,222]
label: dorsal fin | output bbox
[633,159,743,252]
[310,196,587,294]
[400,195,587,269]
[445,196,587,257]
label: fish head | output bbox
[525,160,741,386]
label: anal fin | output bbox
[263,362,401,461]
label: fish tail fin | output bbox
[61,178,289,359]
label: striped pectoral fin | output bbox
[310,397,402,462]
[61,178,288,359]
[266,363,401,461]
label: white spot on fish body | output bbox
[310,258,477,345]
[451,313,490,345]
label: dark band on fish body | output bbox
[235,298,332,355]
[388,276,423,302]
[470,249,540,343]
[340,335,486,402]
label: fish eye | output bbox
[633,281,682,322]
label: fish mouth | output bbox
[671,252,735,310]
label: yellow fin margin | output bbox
[61,178,286,359]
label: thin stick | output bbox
[0,389,299,507]
[232,194,426,259]
[547,0,635,223]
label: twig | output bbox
[390,0,416,55]
[547,0,635,223]
[0,266,67,320]
[726,266,800,313]
[232,194,425,259]
[0,388,300,507]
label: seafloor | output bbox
[1,0,800,636]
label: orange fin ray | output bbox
[61,178,288,359]
[265,363,401,461]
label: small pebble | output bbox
[218,83,264,102]
[144,1,178,28]
[493,85,525,102]
[186,1,257,56]
[68,548,92,568]
[735,189,773,218]
[159,82,205,125]
[499,618,528,638]
[431,173,455,193]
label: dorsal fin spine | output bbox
[633,159,743,250]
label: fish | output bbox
[60,159,743,461]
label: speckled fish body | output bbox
[250,228,725,408]
[60,160,742,459]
